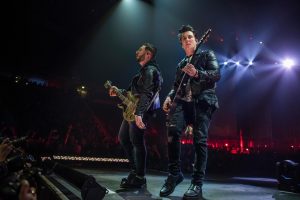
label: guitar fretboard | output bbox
[115,90,130,105]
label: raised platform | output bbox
[45,167,300,200]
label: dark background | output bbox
[1,0,300,175]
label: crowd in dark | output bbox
[1,78,121,157]
[0,76,168,168]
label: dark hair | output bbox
[143,42,157,59]
[177,25,198,42]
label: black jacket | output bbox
[168,50,220,108]
[130,60,163,116]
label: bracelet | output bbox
[193,70,198,77]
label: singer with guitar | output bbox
[108,43,162,189]
[159,25,220,199]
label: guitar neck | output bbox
[104,80,132,105]
[190,28,211,65]
[190,39,205,65]
[115,89,130,105]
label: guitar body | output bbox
[120,91,139,122]
[104,80,139,122]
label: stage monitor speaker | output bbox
[81,175,108,200]
[44,160,108,199]
[276,159,300,193]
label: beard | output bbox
[136,53,146,62]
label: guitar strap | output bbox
[146,67,162,112]
[146,90,160,112]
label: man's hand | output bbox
[163,97,172,113]
[135,115,146,129]
[19,179,37,200]
[109,86,118,97]
[0,138,13,162]
[184,124,193,136]
[182,63,198,77]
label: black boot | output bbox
[183,183,202,199]
[120,171,136,188]
[120,173,146,189]
[159,173,184,197]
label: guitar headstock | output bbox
[199,28,212,45]
[104,80,112,89]
[191,28,212,62]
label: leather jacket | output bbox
[130,60,163,116]
[168,50,220,108]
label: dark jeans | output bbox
[166,100,215,186]
[118,119,147,177]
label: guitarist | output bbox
[109,43,162,189]
[159,25,220,199]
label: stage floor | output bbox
[51,168,300,200]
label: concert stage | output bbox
[44,167,300,200]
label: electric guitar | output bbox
[104,80,139,122]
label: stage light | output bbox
[235,61,240,66]
[50,155,130,163]
[223,61,228,65]
[248,61,253,66]
[282,58,295,69]
[77,86,88,97]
